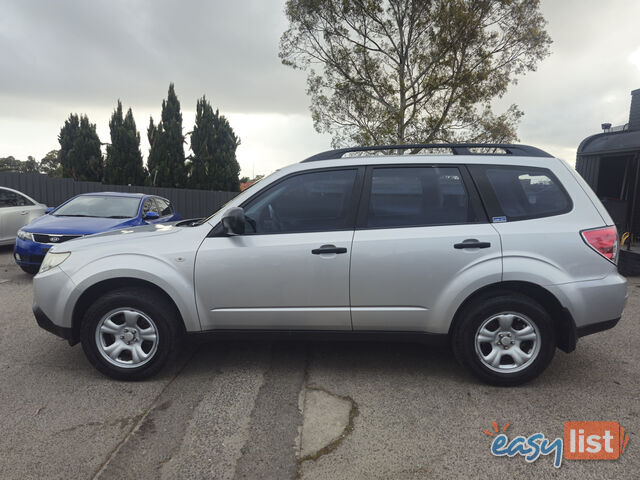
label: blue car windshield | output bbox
[53,196,141,218]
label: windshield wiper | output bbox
[105,216,131,219]
[53,214,98,217]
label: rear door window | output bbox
[470,166,572,221]
[364,167,477,228]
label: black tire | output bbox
[20,264,40,275]
[451,293,556,386]
[80,287,181,380]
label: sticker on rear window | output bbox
[492,216,507,223]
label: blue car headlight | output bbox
[17,229,34,241]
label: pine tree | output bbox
[146,84,186,187]
[189,96,241,191]
[58,114,103,181]
[104,100,146,185]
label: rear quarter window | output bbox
[470,165,572,221]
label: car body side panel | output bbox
[35,225,209,332]
[350,224,502,333]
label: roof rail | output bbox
[301,143,553,162]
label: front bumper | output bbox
[33,304,74,342]
[14,237,51,267]
[33,265,79,345]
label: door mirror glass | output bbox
[222,207,246,235]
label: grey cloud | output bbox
[0,0,309,114]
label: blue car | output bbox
[14,192,180,274]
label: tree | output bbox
[0,156,23,172]
[40,150,62,177]
[280,0,551,147]
[58,114,103,181]
[189,96,241,191]
[147,84,187,187]
[0,155,42,173]
[104,101,146,185]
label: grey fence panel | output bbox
[0,172,238,219]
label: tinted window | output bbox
[0,189,31,207]
[142,198,158,216]
[484,167,571,220]
[243,169,357,234]
[155,198,173,216]
[367,167,474,228]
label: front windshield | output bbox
[53,195,141,218]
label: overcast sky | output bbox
[1,0,640,177]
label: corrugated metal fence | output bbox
[0,172,238,219]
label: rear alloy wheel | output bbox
[452,293,556,386]
[80,288,180,380]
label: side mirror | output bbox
[144,211,160,220]
[222,207,245,235]
[44,207,54,214]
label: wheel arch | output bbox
[70,277,186,346]
[448,281,577,353]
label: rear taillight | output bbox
[581,226,618,264]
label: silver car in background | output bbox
[31,144,627,385]
[0,186,47,245]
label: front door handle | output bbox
[312,245,348,255]
[453,239,491,249]
[20,211,28,215]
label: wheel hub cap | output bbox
[95,308,159,369]
[474,312,541,373]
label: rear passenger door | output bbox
[349,165,502,333]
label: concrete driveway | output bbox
[0,245,638,479]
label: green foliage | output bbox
[147,83,187,187]
[104,101,147,185]
[58,114,103,181]
[188,96,241,192]
[0,156,24,172]
[0,154,56,174]
[280,0,551,146]
[39,150,62,177]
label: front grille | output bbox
[33,234,83,244]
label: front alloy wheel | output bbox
[80,287,180,380]
[95,308,159,368]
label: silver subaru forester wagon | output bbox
[32,144,627,385]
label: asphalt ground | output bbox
[0,245,638,479]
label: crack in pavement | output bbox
[297,386,359,469]
[232,343,308,480]
[91,344,202,480]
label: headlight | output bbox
[17,229,33,241]
[39,252,70,273]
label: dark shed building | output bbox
[576,88,640,274]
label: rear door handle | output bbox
[312,245,348,255]
[454,239,491,249]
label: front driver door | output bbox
[195,168,363,331]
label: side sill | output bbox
[185,329,448,346]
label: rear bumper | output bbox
[547,272,627,332]
[576,317,620,338]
